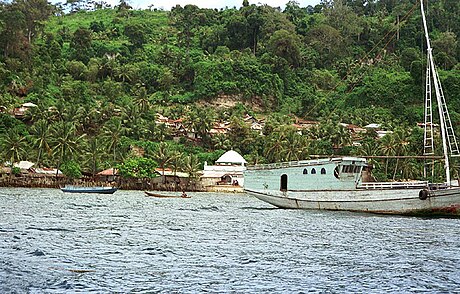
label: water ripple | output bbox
[0,188,460,293]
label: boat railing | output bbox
[248,160,326,170]
[247,157,368,170]
[358,181,428,190]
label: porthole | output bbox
[311,168,316,174]
[303,168,308,174]
[321,168,326,174]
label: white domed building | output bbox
[201,150,247,191]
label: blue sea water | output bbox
[1,188,460,293]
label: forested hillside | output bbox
[1,0,459,181]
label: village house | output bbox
[209,122,230,136]
[96,168,119,182]
[364,123,393,138]
[12,102,37,119]
[155,168,189,182]
[250,121,264,133]
[243,114,258,124]
[295,119,320,129]
[243,114,265,133]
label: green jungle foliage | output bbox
[60,160,82,178]
[1,0,460,181]
[117,157,158,178]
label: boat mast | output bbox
[420,0,451,184]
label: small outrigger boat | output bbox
[144,191,191,198]
[60,185,118,194]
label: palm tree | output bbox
[169,150,182,176]
[402,159,422,180]
[212,134,231,151]
[50,122,85,175]
[391,128,410,180]
[84,137,105,177]
[184,106,215,144]
[227,116,251,152]
[169,150,182,190]
[379,134,397,178]
[153,142,174,182]
[333,124,352,151]
[102,118,125,167]
[154,123,171,141]
[134,86,150,113]
[120,104,148,140]
[353,139,378,157]
[0,128,27,166]
[280,126,307,161]
[76,104,101,134]
[245,151,265,165]
[48,100,67,122]
[181,154,201,190]
[116,64,133,83]
[30,119,51,167]
[264,131,287,163]
[26,104,50,123]
[240,131,265,157]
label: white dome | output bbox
[216,150,247,165]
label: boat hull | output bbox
[60,187,118,194]
[245,188,460,216]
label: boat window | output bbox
[311,168,316,174]
[343,165,355,173]
[321,168,326,174]
[334,166,340,179]
[354,166,361,173]
[303,168,308,174]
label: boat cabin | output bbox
[244,157,369,192]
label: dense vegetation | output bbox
[1,0,460,181]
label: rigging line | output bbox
[321,2,419,121]
[342,5,418,96]
[305,1,419,119]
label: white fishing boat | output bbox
[244,2,460,216]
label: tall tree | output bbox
[0,5,26,58]
[170,4,202,61]
[184,106,216,145]
[102,118,125,167]
[70,27,92,63]
[267,29,301,67]
[30,119,51,167]
[124,23,147,49]
[84,137,105,176]
[13,0,54,43]
[0,128,27,165]
[153,142,174,182]
[181,153,201,190]
[51,121,84,175]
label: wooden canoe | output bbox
[144,191,191,198]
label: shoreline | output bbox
[0,176,245,193]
